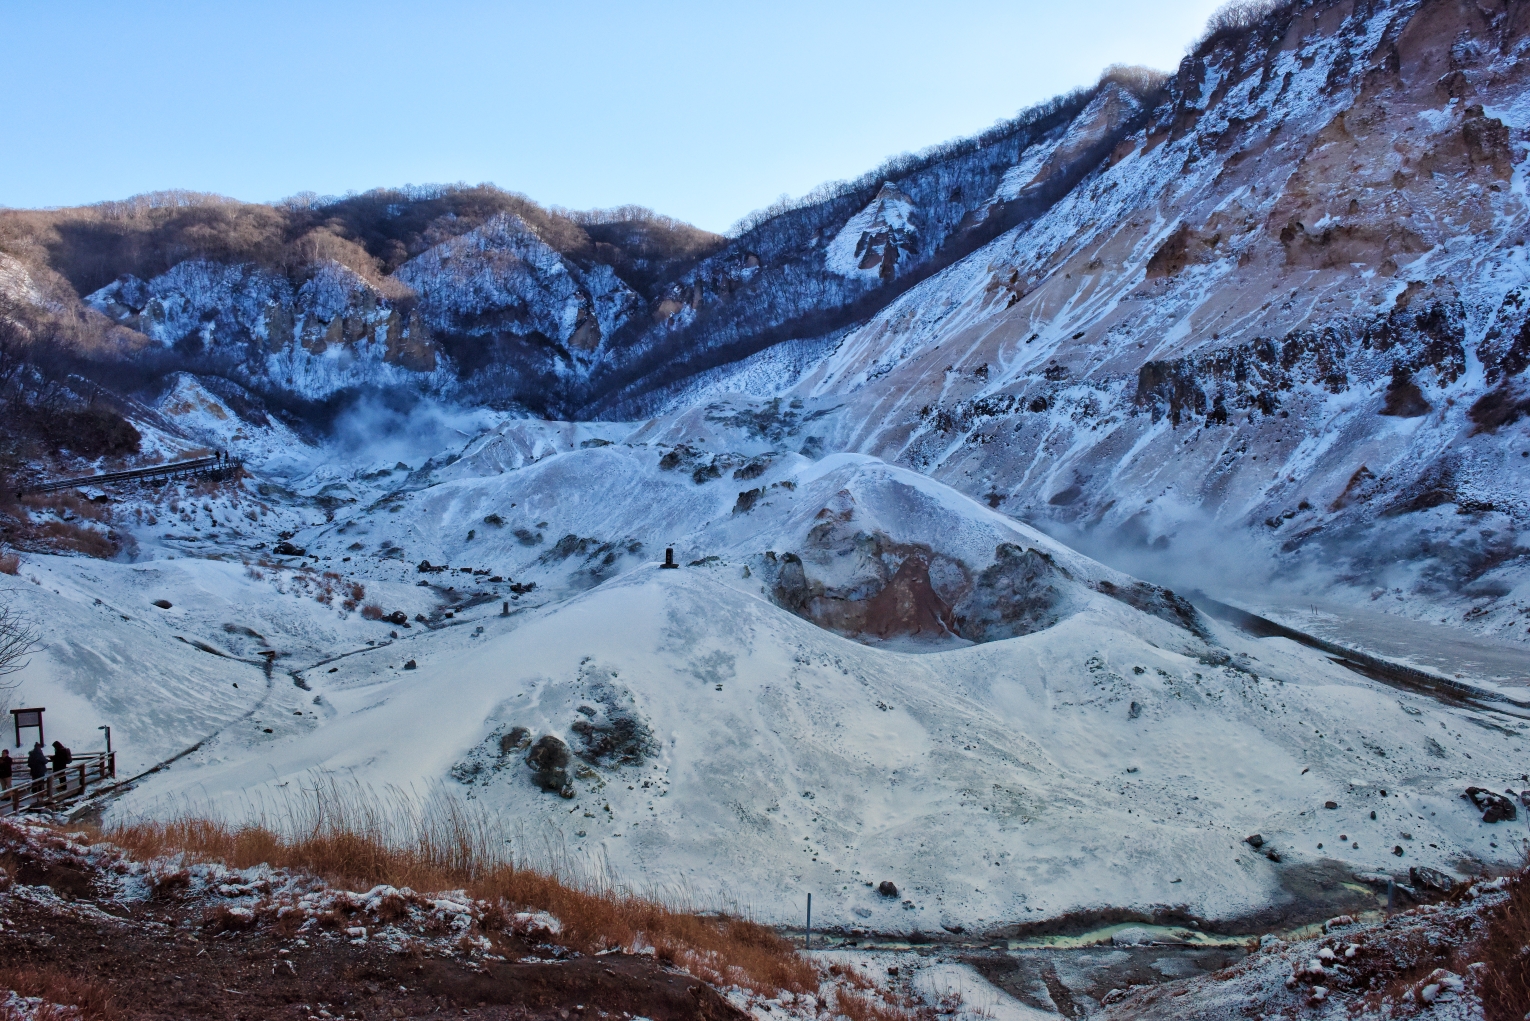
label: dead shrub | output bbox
[0,964,119,1019]
[34,520,117,558]
[148,867,190,900]
[21,493,110,523]
[360,603,384,620]
[201,903,255,933]
[1478,870,1530,1020]
[478,899,508,931]
[272,908,306,938]
[835,988,912,1021]
[0,553,20,575]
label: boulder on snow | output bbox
[403,660,416,670]
[1462,787,1517,823]
[877,881,898,898]
[385,610,408,626]
[152,599,172,609]
[526,735,573,796]
[1246,834,1264,848]
[500,727,532,755]
[1410,866,1456,894]
[273,541,305,556]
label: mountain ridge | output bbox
[2,0,1528,636]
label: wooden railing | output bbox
[0,753,115,817]
[16,456,242,498]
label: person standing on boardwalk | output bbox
[27,742,46,798]
[50,741,70,773]
[0,749,11,791]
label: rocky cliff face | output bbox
[773,0,1530,634]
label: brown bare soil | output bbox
[0,888,743,1021]
[0,819,753,1021]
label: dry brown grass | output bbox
[0,554,16,576]
[101,779,818,997]
[0,964,119,1019]
[33,520,117,558]
[21,492,111,523]
[1478,867,1530,1020]
[360,603,384,620]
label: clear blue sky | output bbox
[2,1,1227,233]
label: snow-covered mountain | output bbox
[2,0,1530,959]
[10,0,1523,631]
[626,0,1530,637]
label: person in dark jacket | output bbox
[50,741,70,773]
[27,742,46,798]
[0,749,11,791]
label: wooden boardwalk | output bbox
[0,753,116,817]
[17,455,242,498]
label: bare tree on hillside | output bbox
[1204,0,1283,40]
[0,599,39,687]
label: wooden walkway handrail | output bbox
[17,456,242,498]
[0,752,115,817]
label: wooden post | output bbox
[10,786,17,814]
[805,892,812,950]
[78,762,86,796]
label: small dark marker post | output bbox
[661,548,679,569]
[805,892,812,950]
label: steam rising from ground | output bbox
[326,392,507,470]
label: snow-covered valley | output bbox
[4,1,1530,1015]
[5,388,1527,949]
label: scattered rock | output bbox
[877,881,898,898]
[1462,786,1517,823]
[273,541,305,556]
[1324,801,1339,810]
[1246,834,1264,848]
[403,660,416,670]
[152,599,172,609]
[385,610,408,626]
[568,672,657,769]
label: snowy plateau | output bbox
[2,0,1530,1017]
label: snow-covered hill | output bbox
[3,397,1524,942]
